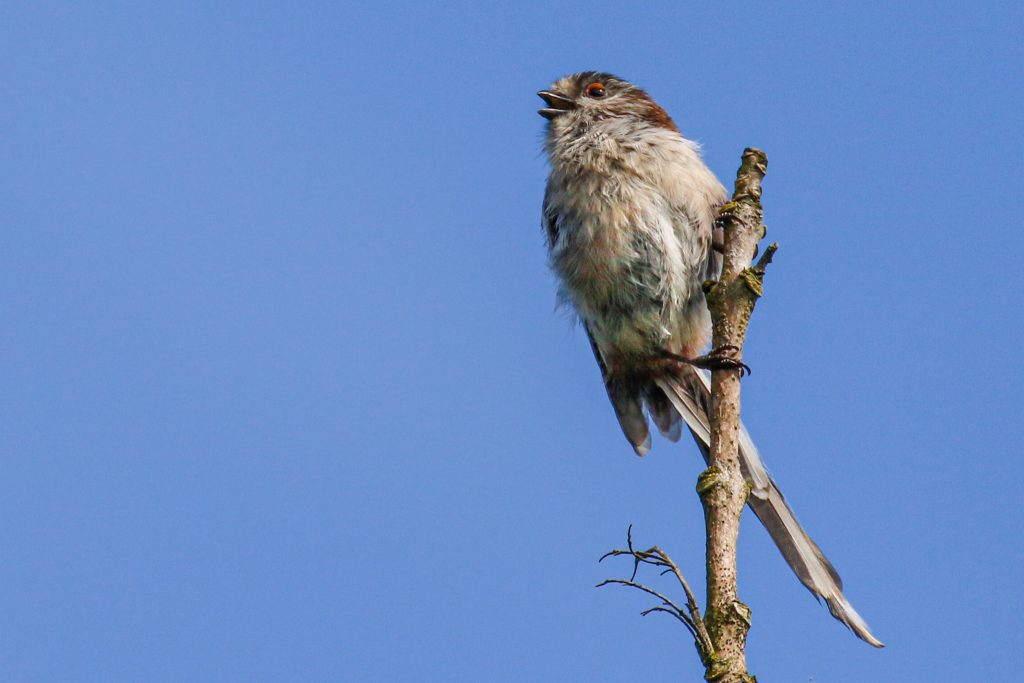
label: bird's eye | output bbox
[585,82,607,98]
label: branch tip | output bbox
[755,242,779,270]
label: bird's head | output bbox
[537,71,678,134]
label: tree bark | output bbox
[698,148,775,683]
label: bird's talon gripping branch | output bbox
[696,350,753,376]
[694,353,751,376]
[662,348,750,377]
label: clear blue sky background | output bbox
[2,2,1021,681]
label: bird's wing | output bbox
[585,325,651,456]
[541,184,559,248]
[545,190,653,456]
[653,368,884,648]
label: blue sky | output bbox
[2,2,1022,681]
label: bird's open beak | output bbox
[537,91,575,119]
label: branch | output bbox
[598,527,715,666]
[697,147,775,683]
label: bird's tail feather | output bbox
[606,383,652,456]
[651,369,884,648]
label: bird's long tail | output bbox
[646,367,884,648]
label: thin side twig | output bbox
[598,527,715,664]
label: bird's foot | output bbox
[663,346,751,376]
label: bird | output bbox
[537,71,882,647]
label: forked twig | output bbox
[598,526,714,663]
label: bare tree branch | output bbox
[698,147,775,683]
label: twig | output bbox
[598,528,715,665]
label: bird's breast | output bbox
[544,131,722,357]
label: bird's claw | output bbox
[665,346,751,376]
[694,346,751,376]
